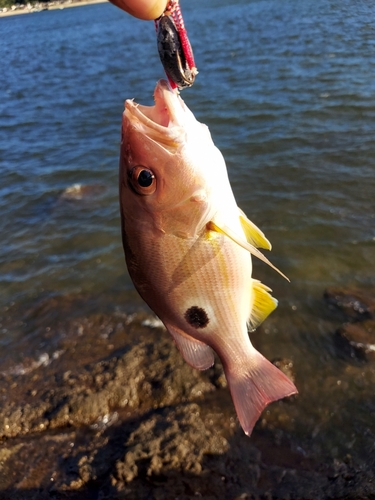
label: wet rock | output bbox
[113,404,228,485]
[0,292,375,499]
[325,286,375,362]
[110,404,267,500]
[0,336,218,439]
[335,320,375,361]
[324,286,375,321]
[1,415,374,500]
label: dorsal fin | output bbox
[248,280,278,331]
[238,208,271,250]
[207,220,289,282]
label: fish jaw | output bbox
[123,79,204,155]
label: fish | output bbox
[119,79,297,436]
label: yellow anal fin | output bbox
[207,220,290,282]
[248,280,278,331]
[238,207,271,250]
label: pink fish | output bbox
[119,80,297,435]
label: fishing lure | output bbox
[155,0,198,90]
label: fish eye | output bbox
[138,169,154,187]
[129,166,156,195]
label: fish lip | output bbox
[124,79,186,146]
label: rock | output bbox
[112,404,229,487]
[335,320,375,361]
[0,336,219,440]
[324,286,375,321]
[0,292,375,499]
[324,286,375,361]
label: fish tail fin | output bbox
[224,349,297,436]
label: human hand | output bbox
[108,0,168,20]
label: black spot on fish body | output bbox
[185,306,209,329]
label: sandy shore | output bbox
[0,0,106,18]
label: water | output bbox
[1,0,375,465]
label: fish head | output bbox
[120,79,227,238]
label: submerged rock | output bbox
[335,320,375,361]
[325,286,375,362]
[324,286,375,321]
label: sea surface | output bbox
[1,0,375,465]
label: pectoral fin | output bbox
[207,220,289,282]
[248,280,278,331]
[238,208,271,250]
[166,325,215,370]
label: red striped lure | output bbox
[155,0,198,90]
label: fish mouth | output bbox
[124,80,187,148]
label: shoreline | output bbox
[0,0,106,18]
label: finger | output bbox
[108,0,168,20]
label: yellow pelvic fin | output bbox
[238,208,272,250]
[248,280,278,331]
[207,220,290,282]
